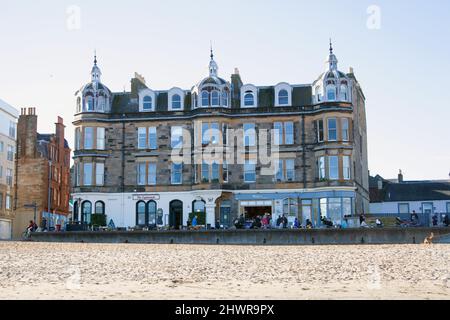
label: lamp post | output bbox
[47,160,52,230]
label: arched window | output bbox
[136,201,146,226]
[193,200,206,214]
[143,96,153,110]
[201,91,209,107]
[326,85,336,101]
[97,96,105,111]
[147,201,157,226]
[85,96,94,111]
[82,201,92,224]
[172,94,181,109]
[95,201,105,215]
[222,91,228,107]
[278,89,289,105]
[211,91,220,106]
[340,84,348,101]
[244,92,255,106]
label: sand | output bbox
[0,242,449,300]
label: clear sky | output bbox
[0,0,449,180]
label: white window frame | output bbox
[168,88,185,111]
[241,84,258,108]
[327,118,337,141]
[171,126,183,149]
[171,163,183,185]
[318,156,326,180]
[83,163,93,186]
[148,163,157,185]
[343,156,351,180]
[96,163,105,186]
[342,118,349,142]
[84,127,94,150]
[138,127,147,149]
[274,83,292,107]
[328,156,339,180]
[96,127,105,150]
[138,89,156,112]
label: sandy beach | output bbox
[0,242,449,300]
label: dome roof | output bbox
[198,75,228,87]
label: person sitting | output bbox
[252,216,262,229]
[282,215,288,229]
[432,214,438,227]
[306,219,314,229]
[321,216,333,228]
[341,219,349,229]
[261,214,269,229]
[360,220,370,228]
[293,218,300,229]
[276,216,282,229]
[376,219,383,228]
[443,215,450,227]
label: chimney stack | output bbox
[398,170,404,183]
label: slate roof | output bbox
[369,175,450,203]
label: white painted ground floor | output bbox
[72,187,360,229]
[0,218,12,240]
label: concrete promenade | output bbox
[30,227,450,245]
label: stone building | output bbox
[13,108,71,237]
[0,99,19,239]
[72,43,369,229]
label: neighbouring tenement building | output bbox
[13,108,71,237]
[370,172,450,226]
[72,43,369,229]
[0,99,19,240]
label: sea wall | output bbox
[30,228,450,245]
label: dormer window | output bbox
[172,94,181,109]
[244,92,255,106]
[211,91,220,106]
[86,96,94,111]
[340,84,348,101]
[326,85,336,101]
[222,91,228,107]
[315,86,322,102]
[278,90,289,105]
[201,91,209,107]
[143,96,153,110]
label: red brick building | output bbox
[13,108,71,238]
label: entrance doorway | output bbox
[169,200,183,230]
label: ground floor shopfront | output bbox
[72,187,359,229]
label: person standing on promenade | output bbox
[359,214,366,226]
[192,216,198,228]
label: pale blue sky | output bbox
[0,0,449,180]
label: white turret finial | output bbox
[91,50,102,83]
[208,43,218,77]
[326,39,338,71]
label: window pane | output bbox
[201,162,209,182]
[97,127,105,150]
[84,127,93,149]
[96,163,104,186]
[285,122,294,145]
[244,123,256,147]
[318,157,326,180]
[95,202,105,215]
[211,123,220,145]
[320,198,327,219]
[138,127,147,149]
[328,119,337,141]
[149,127,157,149]
[327,86,336,100]
[276,160,284,182]
[343,198,352,216]
[244,160,256,183]
[211,91,219,106]
[343,156,351,180]
[171,127,183,148]
[75,128,81,150]
[222,92,228,106]
[329,156,339,180]
[342,118,349,141]
[202,123,210,145]
[137,163,146,185]
[172,94,181,109]
[340,85,348,101]
[286,159,295,181]
[223,161,228,183]
[273,122,283,145]
[328,198,342,225]
[201,91,209,106]
[148,163,157,185]
[83,163,93,186]
[212,163,219,181]
[318,120,324,142]
[278,89,289,105]
[244,93,254,106]
[399,204,410,214]
[143,96,152,110]
[137,202,146,225]
[172,163,182,184]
